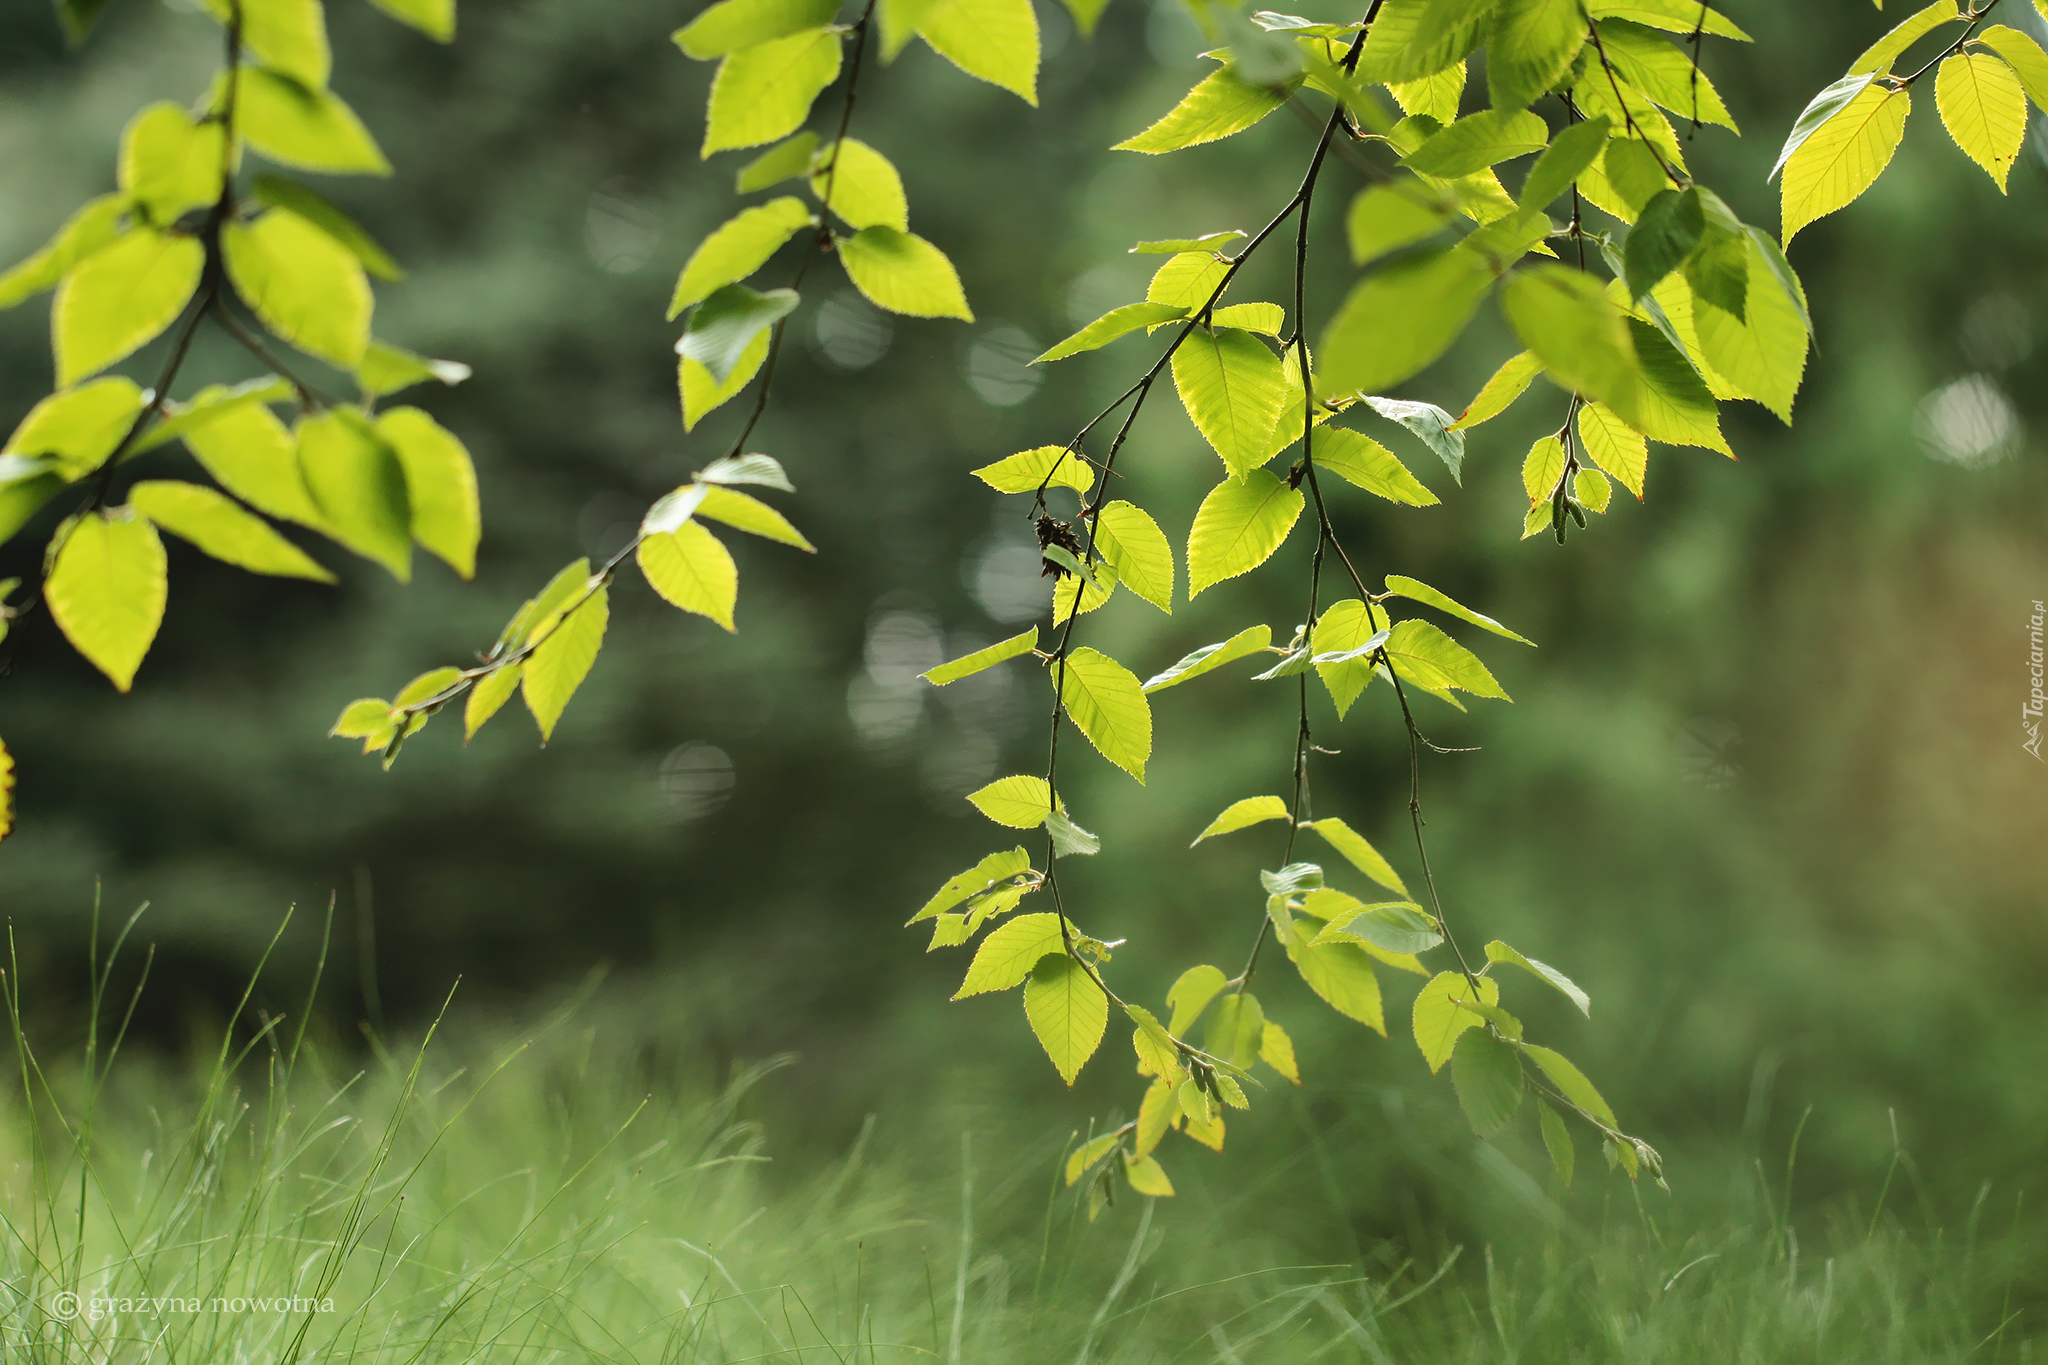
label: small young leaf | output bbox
[1186,470,1303,598]
[366,0,454,40]
[465,664,521,740]
[1412,970,1499,1074]
[129,479,333,581]
[967,774,1055,829]
[973,445,1093,494]
[1383,574,1534,645]
[1485,940,1591,1016]
[1131,229,1246,254]
[1113,66,1292,153]
[356,341,470,398]
[1122,1151,1175,1196]
[954,911,1065,997]
[1141,624,1271,692]
[521,587,608,742]
[1308,598,1384,719]
[1064,1132,1122,1185]
[838,226,973,319]
[1192,795,1289,845]
[45,508,166,692]
[908,846,1032,924]
[1452,1027,1524,1138]
[1045,808,1101,857]
[697,453,795,491]
[1035,302,1189,363]
[735,132,822,194]
[925,627,1039,685]
[331,697,395,738]
[694,484,813,550]
[1025,954,1107,1085]
[638,522,738,630]
[809,137,910,231]
[1576,402,1648,497]
[1260,1019,1300,1083]
[1302,817,1407,896]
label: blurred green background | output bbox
[0,0,2044,1295]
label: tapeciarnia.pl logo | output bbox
[2026,600,2044,762]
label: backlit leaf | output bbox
[366,0,454,40]
[1695,233,1808,423]
[638,521,738,630]
[297,408,409,577]
[1935,53,2027,190]
[810,137,910,231]
[1576,402,1647,498]
[680,329,769,432]
[678,285,801,385]
[1487,0,1586,110]
[1346,180,1454,264]
[954,911,1065,997]
[735,132,821,193]
[223,208,372,368]
[967,774,1055,828]
[973,445,1093,494]
[1485,939,1591,1016]
[838,226,973,319]
[1173,328,1287,477]
[1280,912,1385,1033]
[1313,427,1439,506]
[909,846,1032,924]
[1384,574,1533,645]
[1383,617,1509,701]
[465,665,521,740]
[232,67,391,175]
[1320,248,1492,395]
[1036,302,1188,362]
[917,0,1041,106]
[674,0,838,59]
[1096,501,1174,611]
[0,195,128,310]
[1521,1043,1616,1128]
[1519,114,1610,209]
[375,407,479,578]
[1141,624,1272,692]
[521,585,608,742]
[1501,264,1642,427]
[129,479,333,581]
[47,508,167,691]
[3,377,146,478]
[1186,470,1303,598]
[702,28,844,156]
[1403,108,1549,178]
[1308,598,1384,718]
[1452,1027,1524,1137]
[1778,78,1908,241]
[1192,794,1289,844]
[179,393,323,527]
[1412,970,1498,1073]
[670,198,813,317]
[1114,66,1290,153]
[119,102,226,223]
[925,627,1039,685]
[1025,954,1107,1085]
[53,229,203,387]
[1055,646,1151,781]
[1303,816,1407,896]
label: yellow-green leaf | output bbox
[223,209,373,368]
[924,626,1039,685]
[1260,1019,1300,1082]
[376,407,479,578]
[1346,180,1454,265]
[129,479,334,581]
[1141,624,1272,693]
[0,195,128,311]
[1095,501,1174,612]
[1412,970,1498,1073]
[1280,912,1385,1033]
[973,445,1093,494]
[1487,0,1587,110]
[1186,469,1303,598]
[1122,1150,1175,1196]
[1452,1027,1524,1137]
[1501,264,1643,427]
[1024,953,1106,1085]
[1320,248,1492,395]
[1484,940,1591,1016]
[1114,66,1290,153]
[680,328,769,432]
[1850,0,1962,75]
[1173,328,1287,478]
[1035,302,1189,363]
[180,392,323,527]
[954,911,1065,997]
[917,0,1041,105]
[910,846,1032,925]
[46,508,166,692]
[810,137,909,231]
[1064,1132,1121,1185]
[1384,574,1533,646]
[1539,1096,1574,1186]
[674,0,838,59]
[465,664,521,740]
[521,585,607,742]
[1973,26,2048,112]
[1454,351,1541,430]
[225,0,331,88]
[1056,646,1151,781]
[53,229,203,387]
[1779,79,1909,242]
[232,67,392,175]
[1383,617,1509,701]
[1193,794,1288,844]
[638,521,738,630]
[1520,1043,1616,1128]
[296,407,410,578]
[1166,963,1228,1036]
[1146,251,1231,312]
[119,102,226,223]
[669,197,813,317]
[838,226,973,319]
[1308,598,1385,719]
[1935,52,2027,190]
[2,377,146,478]
[1694,234,1808,423]
[365,0,454,40]
[694,484,813,551]
[1576,401,1647,498]
[1303,816,1408,896]
[703,28,844,156]
[1313,427,1438,506]
[967,774,1055,828]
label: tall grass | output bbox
[0,908,2034,1363]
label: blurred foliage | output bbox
[0,0,2044,1273]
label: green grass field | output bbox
[2,917,2037,1365]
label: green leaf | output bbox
[1403,108,1549,178]
[503,559,591,653]
[1132,229,1246,254]
[297,408,410,578]
[1501,265,1642,427]
[1312,428,1438,506]
[1036,302,1188,363]
[1312,900,1442,955]
[1128,1004,1183,1081]
[1279,912,1385,1033]
[680,328,769,432]
[129,479,333,581]
[702,28,844,156]
[1064,1131,1122,1185]
[1320,248,1492,395]
[1114,66,1292,154]
[838,226,973,319]
[973,445,1092,494]
[1166,964,1228,1036]
[966,774,1054,828]
[735,132,821,193]
[55,0,114,44]
[1538,1097,1575,1186]
[231,67,392,175]
[521,585,608,742]
[355,340,470,398]
[176,390,323,526]
[1092,501,1173,612]
[376,407,479,578]
[1186,470,1303,599]
[1624,187,1703,298]
[1576,402,1646,497]
[916,0,1041,106]
[1141,624,1272,693]
[46,508,167,691]
[1355,0,1488,83]
[1060,0,1110,37]
[1412,970,1498,1073]
[909,846,1032,924]
[1307,598,1384,719]
[217,0,331,89]
[1045,807,1100,857]
[1937,53,2027,190]
[1452,1027,1524,1137]
[464,664,521,740]
[1260,1018,1300,1082]
[809,138,909,231]
[0,471,65,546]
[674,0,838,59]
[251,173,403,281]
[1484,940,1591,1016]
[1303,816,1407,896]
[2,377,146,478]
[1594,20,1737,129]
[698,453,795,491]
[1193,795,1289,845]
[1359,395,1465,483]
[331,696,395,738]
[1600,137,1670,219]
[1574,465,1613,512]
[1202,990,1264,1069]
[1122,1150,1174,1196]
[1024,954,1107,1084]
[1173,328,1287,478]
[1520,1043,1616,1128]
[1146,251,1231,312]
[365,0,454,40]
[1346,180,1454,265]
[119,102,226,223]
[1585,0,1747,40]
[1625,313,1730,451]
[679,284,801,385]
[1384,574,1533,645]
[638,521,738,630]
[1776,77,1908,241]
[1973,26,2048,112]
[0,195,128,311]
[53,229,203,387]
[1487,0,1586,110]
[1209,302,1284,335]
[223,209,373,368]
[924,627,1038,685]
[670,197,814,317]
[1520,114,1610,208]
[954,911,1065,997]
[1851,0,1962,75]
[1384,617,1509,702]
[1695,234,1807,423]
[1055,646,1151,781]
[1389,57,1468,122]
